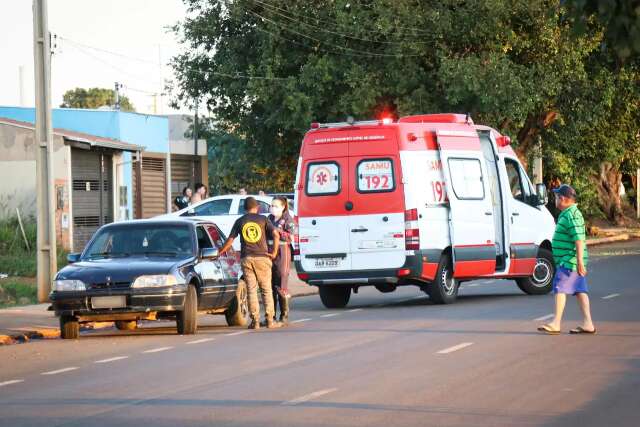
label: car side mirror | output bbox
[200,248,219,260]
[67,253,81,263]
[535,183,548,206]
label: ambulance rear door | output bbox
[298,156,352,272]
[436,130,497,277]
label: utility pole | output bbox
[114,81,122,110]
[18,65,27,106]
[33,0,57,303]
[532,136,543,184]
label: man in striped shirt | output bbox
[538,184,596,334]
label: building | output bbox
[0,107,208,252]
[167,114,208,203]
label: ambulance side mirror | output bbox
[535,183,548,206]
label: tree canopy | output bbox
[60,87,135,111]
[171,0,640,222]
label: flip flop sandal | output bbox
[537,324,561,335]
[569,326,597,334]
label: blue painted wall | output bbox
[0,106,169,221]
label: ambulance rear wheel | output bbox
[428,253,459,304]
[319,286,351,308]
[516,248,554,295]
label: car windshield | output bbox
[84,223,194,259]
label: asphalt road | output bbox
[1,241,639,427]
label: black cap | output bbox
[552,184,577,199]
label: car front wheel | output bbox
[516,248,554,295]
[60,315,79,339]
[177,284,198,334]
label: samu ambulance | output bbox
[293,113,556,308]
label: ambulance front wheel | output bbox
[428,253,459,304]
[516,248,554,295]
[319,286,351,309]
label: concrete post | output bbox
[33,0,57,303]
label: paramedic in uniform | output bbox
[218,197,282,329]
[267,196,295,324]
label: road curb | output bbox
[586,234,631,246]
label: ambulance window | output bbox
[447,158,485,200]
[306,162,340,196]
[505,159,525,202]
[357,158,395,193]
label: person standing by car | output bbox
[538,184,596,335]
[218,197,282,329]
[174,186,192,211]
[191,183,207,204]
[267,196,295,324]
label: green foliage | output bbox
[0,278,37,308]
[0,218,69,277]
[170,0,640,220]
[565,0,640,61]
[60,87,135,111]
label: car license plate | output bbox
[314,258,340,268]
[91,296,126,309]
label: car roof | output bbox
[99,218,210,228]
[171,194,274,216]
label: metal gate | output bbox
[71,149,113,251]
[133,156,167,219]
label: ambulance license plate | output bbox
[314,258,340,268]
[91,296,126,309]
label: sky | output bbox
[0,0,191,115]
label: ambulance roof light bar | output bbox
[310,118,394,129]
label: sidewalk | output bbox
[0,270,317,345]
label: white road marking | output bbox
[467,284,479,287]
[225,330,250,336]
[437,342,474,354]
[0,379,24,387]
[602,293,620,300]
[142,346,173,354]
[186,338,216,344]
[411,295,425,300]
[320,313,340,318]
[94,356,129,364]
[283,388,338,406]
[291,318,311,324]
[347,308,363,313]
[41,367,79,376]
[534,314,555,322]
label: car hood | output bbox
[55,256,191,285]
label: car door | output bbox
[347,156,406,270]
[194,225,226,308]
[298,159,352,272]
[437,130,497,277]
[503,157,542,269]
[206,224,240,306]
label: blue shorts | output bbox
[553,265,589,295]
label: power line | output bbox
[245,8,422,57]
[58,35,159,66]
[63,42,161,85]
[250,0,431,45]
[250,0,433,38]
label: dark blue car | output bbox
[50,218,248,339]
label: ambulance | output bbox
[293,113,556,308]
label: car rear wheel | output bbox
[177,284,198,335]
[60,315,79,339]
[427,253,459,304]
[225,279,249,327]
[319,286,351,309]
[516,248,554,295]
[115,320,137,331]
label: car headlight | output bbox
[132,275,179,288]
[54,279,86,291]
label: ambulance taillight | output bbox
[404,209,420,250]
[293,215,300,256]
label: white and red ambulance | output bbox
[293,113,556,308]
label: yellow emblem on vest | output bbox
[242,222,262,244]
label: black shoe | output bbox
[248,320,260,330]
[279,314,289,324]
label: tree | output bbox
[170,0,639,220]
[60,87,135,111]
